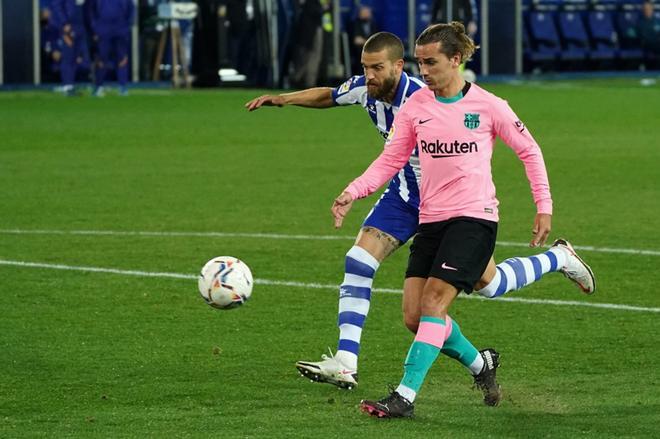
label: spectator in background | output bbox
[431,0,477,37]
[317,0,335,85]
[639,0,660,68]
[290,0,324,88]
[431,0,477,80]
[50,0,91,96]
[40,3,63,83]
[88,0,135,96]
[348,5,376,75]
[226,0,251,75]
[138,0,161,81]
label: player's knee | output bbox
[355,227,398,262]
[354,233,385,262]
[421,282,455,315]
[473,278,488,291]
[402,303,420,333]
[404,315,419,333]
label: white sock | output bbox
[336,246,379,371]
[468,353,485,375]
[395,384,417,403]
[476,247,568,298]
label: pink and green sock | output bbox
[396,316,482,402]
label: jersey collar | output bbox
[390,72,409,108]
[435,81,472,104]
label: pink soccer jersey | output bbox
[344,83,553,224]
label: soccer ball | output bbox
[462,68,477,83]
[198,256,253,309]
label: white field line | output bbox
[1,229,659,257]
[1,259,658,314]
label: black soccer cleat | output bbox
[360,390,414,418]
[473,348,502,407]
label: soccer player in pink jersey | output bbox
[247,31,594,400]
[332,23,596,418]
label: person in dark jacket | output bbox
[639,0,660,68]
[431,0,477,37]
[88,0,135,96]
[290,0,324,88]
[348,6,376,75]
[50,0,91,95]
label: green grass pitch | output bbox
[1,78,659,437]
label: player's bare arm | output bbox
[245,87,334,111]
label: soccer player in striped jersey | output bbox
[246,32,594,398]
[332,22,595,418]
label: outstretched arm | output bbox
[245,87,334,111]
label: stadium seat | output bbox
[526,11,561,66]
[616,9,640,44]
[556,11,590,63]
[586,10,619,61]
[593,0,620,8]
[615,8,645,62]
[535,0,564,9]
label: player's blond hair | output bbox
[363,32,405,62]
[416,22,479,63]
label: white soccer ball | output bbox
[462,68,477,83]
[198,256,253,309]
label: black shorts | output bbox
[405,217,498,294]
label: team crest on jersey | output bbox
[386,124,396,143]
[338,77,354,94]
[464,113,480,130]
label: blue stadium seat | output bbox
[619,0,644,8]
[615,8,645,60]
[560,0,589,11]
[586,10,618,60]
[526,11,562,64]
[556,11,590,61]
[535,0,564,8]
[596,0,621,6]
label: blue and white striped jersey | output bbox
[331,72,426,209]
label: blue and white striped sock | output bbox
[477,247,568,298]
[335,246,380,370]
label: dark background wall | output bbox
[488,0,518,74]
[2,0,36,83]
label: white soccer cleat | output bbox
[552,238,596,295]
[295,349,358,390]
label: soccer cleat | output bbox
[119,86,129,97]
[92,86,105,98]
[360,390,414,418]
[473,348,502,407]
[552,238,596,294]
[295,349,358,390]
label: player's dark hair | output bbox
[363,32,405,61]
[416,22,479,63]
